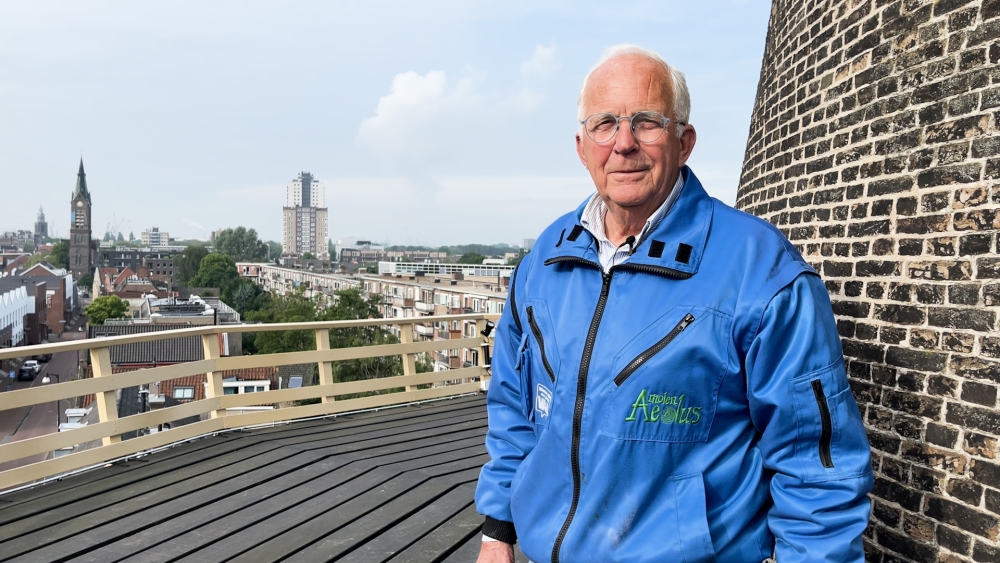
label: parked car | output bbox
[31,353,53,363]
[18,360,41,381]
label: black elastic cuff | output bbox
[483,516,517,544]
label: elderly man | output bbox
[474,46,873,563]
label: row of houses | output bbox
[0,262,79,345]
[237,262,509,372]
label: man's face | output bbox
[576,56,696,212]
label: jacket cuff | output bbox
[482,516,517,544]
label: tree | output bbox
[23,242,35,254]
[49,241,69,269]
[102,232,112,242]
[84,295,129,324]
[245,287,406,384]
[129,232,135,242]
[302,252,317,260]
[77,272,93,291]
[214,227,267,262]
[457,252,486,265]
[174,244,208,286]
[245,289,320,355]
[116,232,125,242]
[189,253,239,290]
[226,278,271,316]
[266,240,282,259]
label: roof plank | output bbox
[0,395,491,563]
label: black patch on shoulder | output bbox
[675,243,693,264]
[555,229,566,247]
[567,225,584,242]
[648,240,665,258]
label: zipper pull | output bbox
[601,272,612,294]
[678,313,695,330]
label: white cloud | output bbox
[357,70,486,166]
[502,87,545,112]
[521,44,558,77]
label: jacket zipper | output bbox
[543,253,691,562]
[613,313,695,386]
[526,306,556,382]
[549,257,611,563]
[811,380,834,468]
[615,262,693,280]
[509,265,523,333]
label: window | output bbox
[224,387,238,395]
[173,387,194,399]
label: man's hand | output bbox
[476,541,514,563]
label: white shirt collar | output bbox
[580,172,685,271]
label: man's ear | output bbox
[576,133,588,167]
[677,125,697,167]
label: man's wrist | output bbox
[482,516,517,544]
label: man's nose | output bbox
[613,118,638,153]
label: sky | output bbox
[0,0,772,247]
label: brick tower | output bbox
[739,1,1000,560]
[69,159,93,278]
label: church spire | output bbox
[73,158,90,201]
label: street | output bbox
[0,326,87,474]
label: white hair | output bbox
[577,44,691,137]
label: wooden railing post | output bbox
[90,347,121,446]
[202,334,224,418]
[315,329,336,404]
[400,321,418,392]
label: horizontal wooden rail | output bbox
[0,366,487,465]
[0,338,483,413]
[0,313,497,491]
[0,313,491,361]
[0,397,223,464]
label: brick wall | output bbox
[738,0,1000,560]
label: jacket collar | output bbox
[543,166,714,278]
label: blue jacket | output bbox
[475,168,872,563]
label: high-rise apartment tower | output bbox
[282,172,329,259]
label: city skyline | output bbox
[0,1,771,246]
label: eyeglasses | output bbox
[579,111,682,144]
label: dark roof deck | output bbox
[0,394,527,563]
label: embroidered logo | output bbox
[625,389,702,424]
[536,384,552,418]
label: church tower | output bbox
[33,206,48,246]
[69,159,92,278]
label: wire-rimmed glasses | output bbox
[579,111,682,144]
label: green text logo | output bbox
[625,389,702,424]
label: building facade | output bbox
[237,263,507,373]
[140,228,170,246]
[281,172,329,259]
[739,1,1000,560]
[69,159,93,278]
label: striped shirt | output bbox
[580,173,685,272]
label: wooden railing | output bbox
[0,313,497,490]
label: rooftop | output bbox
[0,395,502,562]
[0,313,505,562]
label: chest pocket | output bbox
[518,300,561,428]
[600,307,732,443]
